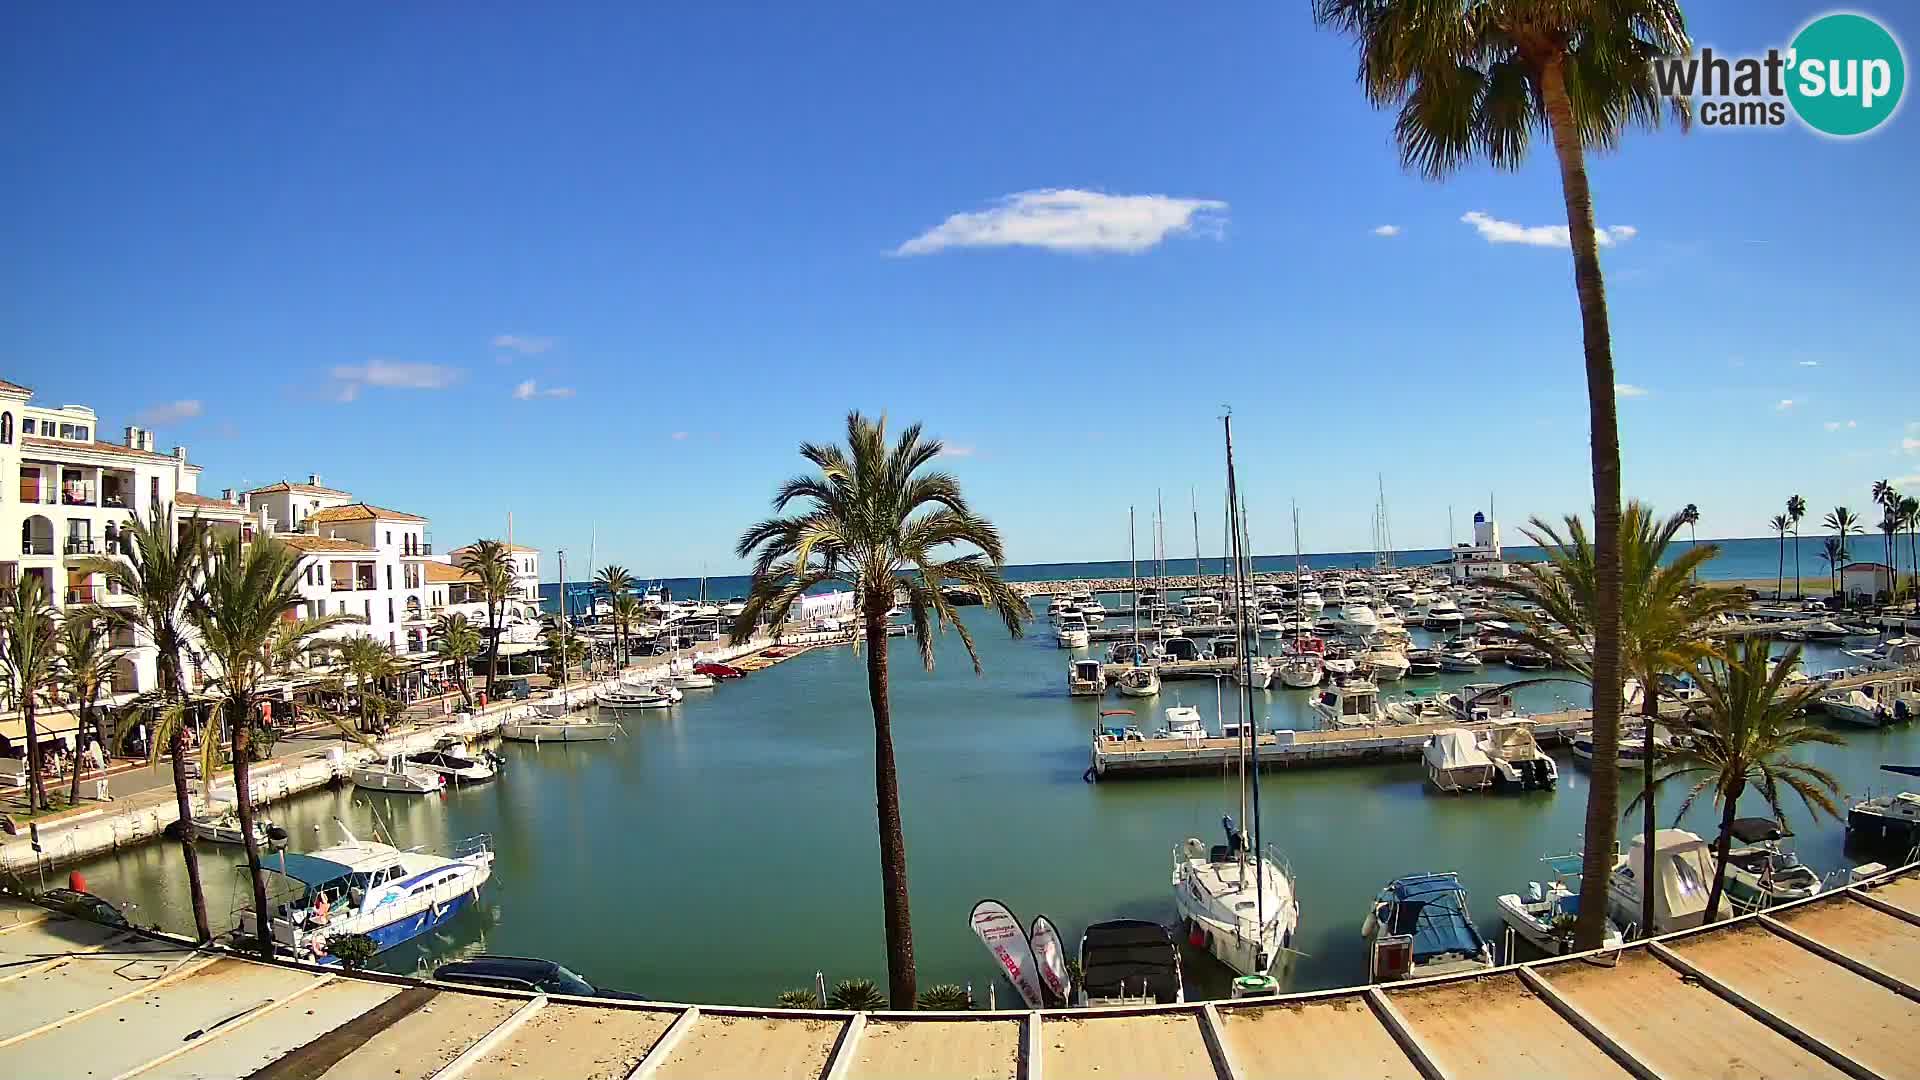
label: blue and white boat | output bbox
[238,823,494,964]
[1362,872,1494,982]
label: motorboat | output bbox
[1405,650,1442,677]
[1056,615,1091,650]
[1496,854,1625,957]
[1256,610,1284,638]
[407,741,500,783]
[1297,590,1324,614]
[1802,620,1851,641]
[1438,646,1483,673]
[1479,725,1557,791]
[1363,873,1494,982]
[1423,730,1495,793]
[1161,636,1206,663]
[1179,594,1221,621]
[1157,706,1207,740]
[1384,690,1452,725]
[1718,818,1822,914]
[1818,688,1884,727]
[501,714,622,742]
[1235,655,1274,690]
[1174,823,1299,979]
[1363,645,1410,682]
[1423,598,1465,633]
[1372,602,1405,632]
[351,756,446,795]
[1446,684,1526,724]
[1846,636,1920,670]
[1506,647,1552,671]
[239,823,494,963]
[1107,642,1152,666]
[1571,726,1670,770]
[1847,766,1920,855]
[533,689,594,717]
[192,805,289,850]
[1332,604,1380,637]
[596,681,680,710]
[693,662,746,679]
[1116,666,1160,698]
[1068,658,1107,697]
[664,658,716,689]
[1310,680,1384,728]
[1606,829,1717,936]
[1077,919,1185,1005]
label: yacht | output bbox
[1116,666,1160,698]
[1256,610,1284,638]
[1158,706,1208,739]
[1496,853,1625,956]
[1404,649,1442,677]
[1846,636,1920,670]
[1607,829,1718,936]
[1438,645,1483,672]
[1310,680,1384,728]
[1332,604,1380,637]
[1847,765,1920,855]
[406,740,501,784]
[1179,594,1221,621]
[1363,645,1410,682]
[1276,648,1324,689]
[239,823,494,963]
[1372,602,1405,633]
[1423,730,1495,793]
[1076,919,1185,1005]
[351,755,446,794]
[1056,615,1091,650]
[1236,655,1274,690]
[1068,658,1107,697]
[1363,873,1494,982]
[1423,598,1466,633]
[1719,818,1822,913]
[1173,825,1299,980]
[1297,589,1324,614]
[1802,620,1851,641]
[1076,599,1107,624]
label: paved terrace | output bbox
[1,863,1916,1079]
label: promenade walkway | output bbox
[1,862,1915,1079]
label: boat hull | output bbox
[500,721,620,742]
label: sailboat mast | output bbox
[1191,488,1201,580]
[1223,414,1265,922]
[1129,507,1139,646]
[558,549,570,688]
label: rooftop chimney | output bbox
[172,445,188,462]
[124,425,150,451]
[308,473,322,487]
[221,487,236,504]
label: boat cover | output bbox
[1729,817,1791,843]
[1383,874,1485,964]
[1426,730,1488,769]
[1080,920,1181,1004]
[261,852,354,889]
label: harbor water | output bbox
[56,602,1920,1005]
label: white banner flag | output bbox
[969,899,1045,1009]
[1028,915,1072,1006]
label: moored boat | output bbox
[501,714,622,742]
[1495,853,1624,957]
[1422,729,1495,793]
[351,755,446,794]
[1068,657,1107,697]
[1363,873,1493,982]
[1077,919,1184,1005]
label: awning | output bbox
[0,710,84,742]
[262,851,354,888]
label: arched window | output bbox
[0,412,11,443]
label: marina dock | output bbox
[3,863,1916,1079]
[1090,711,1595,780]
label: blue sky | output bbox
[5,3,1916,577]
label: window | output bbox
[59,423,74,439]
[385,566,392,589]
[387,598,394,623]
[338,600,346,616]
[0,412,10,443]
[151,477,159,507]
[76,426,88,441]
[385,531,391,545]
[21,418,33,434]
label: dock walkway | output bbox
[2,862,1915,1078]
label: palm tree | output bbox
[595,565,633,666]
[431,613,481,709]
[1824,507,1859,599]
[1871,481,1899,592]
[1786,495,1807,598]
[543,623,587,685]
[1818,537,1847,598]
[335,636,398,734]
[56,608,123,807]
[458,541,515,700]
[1768,513,1790,600]
[1630,638,1842,923]
[1678,504,1700,584]
[73,502,215,941]
[1495,502,1746,939]
[1901,495,1920,605]
[0,575,60,812]
[611,594,643,669]
[731,412,1026,1007]
[1311,0,1690,951]
[188,534,356,958]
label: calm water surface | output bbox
[64,602,1920,1004]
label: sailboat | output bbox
[1171,415,1301,982]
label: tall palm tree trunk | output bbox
[862,590,915,1007]
[69,697,91,807]
[1543,55,1625,952]
[23,701,45,812]
[229,698,273,958]
[1703,778,1744,924]
[162,651,212,942]
[1793,530,1802,598]
[1776,534,1784,600]
[485,604,502,701]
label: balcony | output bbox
[21,538,54,557]
[330,581,352,592]
[64,538,100,556]
[67,584,96,604]
[102,493,131,510]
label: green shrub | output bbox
[326,933,380,971]
[775,988,819,1009]
[827,977,886,1010]
[916,983,971,1010]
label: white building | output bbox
[256,496,438,656]
[1839,561,1894,602]
[1449,511,1509,585]
[1,380,218,727]
[445,542,542,604]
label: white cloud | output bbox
[329,360,462,401]
[493,334,553,356]
[1824,420,1858,431]
[670,431,689,441]
[1902,437,1920,453]
[136,399,203,425]
[1776,399,1796,411]
[1460,211,1636,249]
[940,443,978,458]
[1372,224,1402,237]
[1798,359,1821,367]
[511,379,574,401]
[895,189,1227,256]
[1615,383,1649,398]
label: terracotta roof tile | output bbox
[174,491,246,516]
[0,378,30,394]
[276,535,375,554]
[308,502,427,524]
[20,435,196,466]
[246,481,354,497]
[425,562,478,583]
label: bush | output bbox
[774,988,819,1009]
[916,983,971,1010]
[827,977,886,1010]
[326,933,380,971]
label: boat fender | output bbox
[1082,765,1096,784]
[1187,919,1206,948]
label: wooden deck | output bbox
[5,862,1919,1079]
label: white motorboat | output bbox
[1438,647,1483,672]
[1332,604,1380,637]
[1298,590,1324,614]
[239,823,493,964]
[193,806,289,849]
[1607,829,1717,936]
[1256,610,1284,638]
[407,741,500,783]
[1158,706,1207,739]
[1570,726,1670,770]
[501,715,622,742]
[1178,594,1219,620]
[351,755,446,794]
[1056,615,1091,650]
[1116,666,1160,698]
[1819,688,1884,727]
[1446,683,1526,723]
[1719,818,1824,914]
[596,680,680,709]
[1423,598,1465,632]
[666,659,716,690]
[1068,657,1107,696]
[1364,873,1494,982]
[1077,599,1107,624]
[1423,729,1495,793]
[1235,655,1274,690]
[1848,767,1920,855]
[1372,602,1405,632]
[1310,680,1384,728]
[1845,636,1920,670]
[1496,854,1624,957]
[1802,620,1851,641]
[1363,646,1410,682]
[1077,919,1185,1005]
[1479,725,1557,791]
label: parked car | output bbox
[433,955,641,999]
